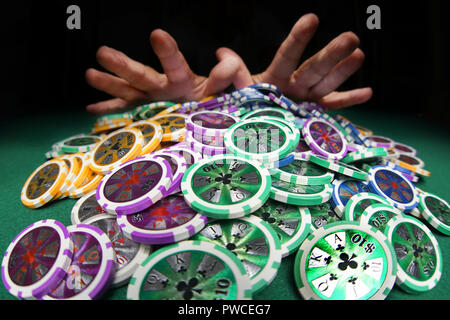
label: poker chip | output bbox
[294,221,397,300]
[249,83,282,97]
[59,135,102,154]
[252,198,312,257]
[224,118,294,164]
[181,154,272,219]
[42,224,116,300]
[383,159,431,177]
[150,150,187,195]
[270,179,333,206]
[384,215,442,293]
[330,177,371,217]
[96,156,173,215]
[1,220,74,299]
[151,113,187,142]
[185,110,239,137]
[302,117,348,160]
[117,194,208,245]
[133,101,175,120]
[191,215,282,294]
[21,159,69,208]
[417,191,450,236]
[396,154,425,169]
[126,120,164,155]
[367,165,419,211]
[185,130,226,156]
[309,201,342,229]
[359,203,403,232]
[341,147,388,164]
[88,127,144,175]
[393,142,417,156]
[71,190,109,225]
[365,136,394,148]
[127,240,252,300]
[57,154,82,199]
[241,107,296,122]
[343,192,391,221]
[269,157,334,186]
[309,154,369,181]
[84,215,152,287]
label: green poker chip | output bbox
[294,221,397,300]
[359,203,403,233]
[127,240,253,300]
[190,215,282,294]
[269,178,332,206]
[309,201,342,230]
[252,198,312,257]
[417,191,450,236]
[384,215,443,293]
[132,101,175,120]
[269,158,334,186]
[341,147,388,164]
[241,107,296,122]
[344,192,391,221]
[309,154,369,181]
[60,135,102,153]
[180,154,272,219]
[224,118,295,164]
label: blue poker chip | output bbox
[249,83,282,97]
[367,165,419,211]
[260,153,295,169]
[344,122,369,147]
[330,177,370,217]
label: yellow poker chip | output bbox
[21,159,69,208]
[62,153,88,196]
[126,120,164,155]
[151,113,187,142]
[88,127,144,175]
[52,154,82,200]
[391,159,431,177]
[68,168,103,198]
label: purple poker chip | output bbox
[1,219,73,299]
[393,142,417,156]
[185,130,227,156]
[302,117,348,160]
[42,224,116,300]
[185,110,240,137]
[96,156,173,215]
[365,135,394,148]
[117,193,208,245]
[150,150,187,196]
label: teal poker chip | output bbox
[269,158,334,186]
[241,107,296,122]
[384,214,443,293]
[341,147,388,164]
[417,191,450,236]
[294,221,397,300]
[224,118,295,164]
[127,240,253,300]
[359,203,403,233]
[343,192,391,221]
[180,154,272,219]
[190,215,282,294]
[252,198,312,257]
[270,178,332,206]
[309,154,369,181]
[60,135,102,153]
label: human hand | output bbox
[223,13,373,109]
[85,29,243,114]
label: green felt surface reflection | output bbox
[0,106,449,300]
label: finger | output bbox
[308,48,365,100]
[264,13,319,82]
[86,98,134,115]
[292,31,360,90]
[85,68,148,101]
[150,29,195,84]
[211,47,253,91]
[317,87,373,110]
[96,45,165,92]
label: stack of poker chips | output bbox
[6,82,448,301]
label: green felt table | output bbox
[1,106,449,300]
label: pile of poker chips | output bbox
[4,83,449,300]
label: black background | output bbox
[2,0,449,124]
